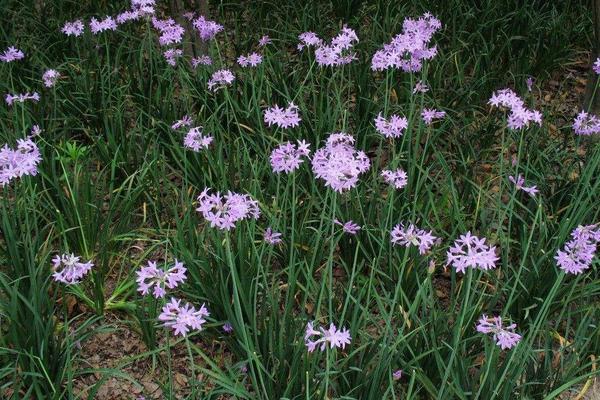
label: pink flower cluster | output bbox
[207,69,235,91]
[184,127,213,152]
[372,13,441,72]
[476,315,522,350]
[163,48,183,66]
[0,46,25,63]
[573,110,600,135]
[264,227,283,244]
[237,52,263,67]
[193,15,223,41]
[391,223,438,255]
[374,113,408,138]
[305,321,351,352]
[0,137,41,186]
[334,219,361,235]
[313,26,359,67]
[270,140,310,173]
[51,253,94,285]
[594,57,600,74]
[62,20,85,36]
[555,224,599,275]
[152,17,185,46]
[381,168,408,189]
[489,88,542,130]
[136,260,187,298]
[90,16,117,34]
[447,232,499,273]
[192,55,212,68]
[42,69,60,88]
[196,188,260,230]
[158,298,209,336]
[5,92,40,106]
[421,108,446,125]
[311,133,370,192]
[264,102,301,129]
[508,174,538,197]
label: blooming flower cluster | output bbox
[0,137,41,186]
[374,113,408,138]
[152,17,185,46]
[237,52,263,67]
[51,253,94,285]
[196,188,260,230]
[158,298,209,336]
[334,219,361,235]
[304,321,351,352]
[311,133,370,192]
[264,227,283,244]
[421,108,446,125]
[270,140,310,173]
[264,102,301,129]
[489,88,542,130]
[372,13,441,72]
[381,168,408,189]
[313,26,359,67]
[555,224,600,275]
[171,115,192,130]
[476,314,522,350]
[193,15,223,41]
[391,223,438,255]
[413,81,429,93]
[163,48,183,66]
[508,174,538,197]
[42,69,60,88]
[594,57,600,74]
[5,92,40,106]
[258,35,271,47]
[136,260,187,298]
[207,69,235,91]
[447,232,499,273]
[183,127,213,152]
[297,32,323,50]
[0,46,24,63]
[573,110,600,135]
[191,55,212,68]
[62,20,85,36]
[90,16,117,34]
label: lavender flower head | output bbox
[393,370,403,380]
[391,223,437,255]
[5,92,40,106]
[297,32,323,51]
[237,52,263,67]
[555,224,599,275]
[131,0,156,15]
[158,298,209,336]
[334,219,361,235]
[51,253,94,285]
[489,88,542,130]
[264,227,283,244]
[573,110,600,135]
[314,26,359,67]
[191,55,212,68]
[183,127,213,152]
[223,322,233,333]
[0,137,41,186]
[258,35,271,47]
[62,20,85,37]
[508,174,538,197]
[89,16,117,34]
[447,232,499,273]
[311,133,370,192]
[413,80,429,93]
[594,57,600,75]
[264,102,301,129]
[136,260,187,298]
[193,15,223,41]
[0,47,25,63]
[372,13,441,72]
[163,48,183,66]
[196,188,260,230]
[152,18,184,46]
[171,115,193,130]
[305,321,351,352]
[42,69,60,88]
[526,76,534,92]
[375,113,408,138]
[207,69,235,91]
[421,108,446,125]
[381,168,408,189]
[476,314,522,350]
[270,140,310,173]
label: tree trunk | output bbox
[583,0,600,114]
[170,0,209,59]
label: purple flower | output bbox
[183,127,213,152]
[526,76,534,92]
[171,115,193,130]
[131,0,156,15]
[594,57,600,74]
[305,321,351,353]
[381,168,408,189]
[5,92,40,106]
[413,80,429,93]
[62,20,85,37]
[0,47,24,63]
[0,137,41,186]
[375,113,408,138]
[264,227,283,244]
[447,232,499,273]
[297,32,323,50]
[391,223,437,255]
[573,110,600,135]
[196,188,260,230]
[489,88,542,130]
[334,219,361,235]
[555,224,599,275]
[264,102,301,129]
[313,26,359,67]
[421,108,445,125]
[508,174,538,197]
[193,15,223,41]
[163,48,183,66]
[258,35,271,47]
[476,314,522,350]
[393,370,403,380]
[158,298,209,336]
[191,55,212,68]
[31,125,42,136]
[116,10,141,25]
[270,140,310,173]
[372,13,441,72]
[223,322,233,333]
[42,69,60,88]
[151,18,184,46]
[136,260,187,298]
[207,69,235,91]
[311,133,370,192]
[237,52,263,67]
[89,16,117,34]
[51,253,94,285]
